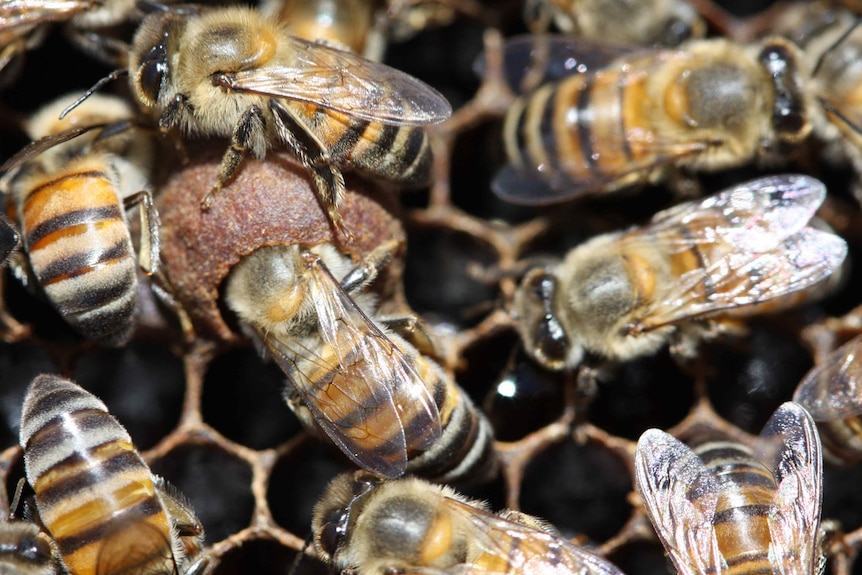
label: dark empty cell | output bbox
[268,444,352,537]
[481,344,565,442]
[73,343,184,450]
[150,444,254,544]
[203,348,302,450]
[589,350,692,440]
[520,440,631,542]
[0,344,56,450]
[402,229,497,328]
[211,539,327,575]
[459,329,520,401]
[707,325,813,434]
[453,472,507,511]
[609,541,672,575]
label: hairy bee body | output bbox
[514,175,847,370]
[128,5,447,232]
[19,375,206,575]
[0,521,61,575]
[2,93,157,346]
[261,0,377,56]
[636,402,823,575]
[225,242,496,483]
[524,0,703,45]
[496,37,810,205]
[312,472,625,575]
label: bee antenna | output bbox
[58,69,128,120]
[818,96,862,137]
[812,17,862,77]
[287,532,315,575]
[7,477,26,521]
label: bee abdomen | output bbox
[20,375,172,575]
[406,380,498,484]
[21,169,137,345]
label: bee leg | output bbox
[200,105,266,210]
[379,315,440,359]
[122,190,160,275]
[268,99,352,242]
[339,239,402,293]
[0,254,32,342]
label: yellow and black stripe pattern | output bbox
[19,375,178,575]
[16,153,137,346]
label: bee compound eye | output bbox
[319,508,349,557]
[137,44,168,106]
[18,534,53,563]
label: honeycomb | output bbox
[2,0,862,574]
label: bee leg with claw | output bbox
[200,105,266,210]
[268,99,353,243]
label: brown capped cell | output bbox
[155,143,407,344]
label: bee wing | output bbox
[623,176,845,331]
[755,402,823,575]
[259,255,441,479]
[96,517,177,575]
[0,216,19,265]
[650,175,828,249]
[793,334,862,420]
[0,0,94,31]
[633,226,846,331]
[635,429,725,575]
[225,35,451,126]
[473,33,639,94]
[441,497,625,575]
[0,123,106,173]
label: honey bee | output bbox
[513,175,847,370]
[0,91,160,346]
[19,374,208,575]
[494,35,812,205]
[312,471,626,575]
[121,4,450,235]
[224,241,497,482]
[635,401,823,575]
[793,332,862,465]
[260,0,379,57]
[523,0,705,46]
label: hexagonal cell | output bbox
[150,443,254,544]
[589,350,693,441]
[520,439,631,542]
[268,443,352,537]
[707,325,813,434]
[480,343,566,442]
[402,228,498,328]
[73,343,184,450]
[609,540,670,575]
[203,348,303,450]
[210,538,327,575]
[0,344,56,450]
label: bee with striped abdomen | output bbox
[523,0,704,45]
[312,471,626,575]
[494,35,812,205]
[513,175,847,370]
[794,332,862,465]
[121,4,449,237]
[224,241,497,483]
[635,401,824,575]
[19,374,207,575]
[0,91,160,346]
